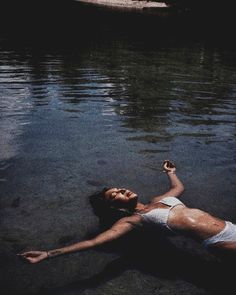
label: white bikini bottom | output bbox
[203,221,236,247]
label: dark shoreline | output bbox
[1,0,235,20]
[1,0,235,44]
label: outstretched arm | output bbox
[151,160,184,203]
[18,215,141,264]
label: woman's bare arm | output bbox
[48,216,139,257]
[151,160,184,203]
[18,215,141,264]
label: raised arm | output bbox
[18,215,141,264]
[151,160,184,203]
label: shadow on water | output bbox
[36,229,236,295]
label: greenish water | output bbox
[0,5,236,295]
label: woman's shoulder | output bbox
[118,214,144,228]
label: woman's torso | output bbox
[138,197,226,241]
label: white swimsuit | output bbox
[139,196,236,247]
[138,196,184,231]
[203,221,236,247]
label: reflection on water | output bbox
[2,40,235,163]
[1,29,236,203]
[0,63,33,164]
[0,8,236,295]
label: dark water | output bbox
[0,3,236,295]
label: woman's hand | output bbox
[162,160,176,174]
[17,251,48,264]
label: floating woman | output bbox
[18,160,236,263]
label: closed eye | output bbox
[110,192,117,199]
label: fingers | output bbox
[162,160,176,173]
[17,251,45,264]
[163,162,168,170]
[163,160,170,170]
[169,161,176,168]
[26,257,38,264]
[163,160,176,169]
[17,252,31,257]
[17,251,38,257]
[17,254,35,263]
[23,257,38,263]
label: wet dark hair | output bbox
[89,187,135,229]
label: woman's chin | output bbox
[130,194,138,200]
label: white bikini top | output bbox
[137,196,185,231]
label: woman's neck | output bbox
[134,202,146,212]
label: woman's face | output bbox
[104,188,138,205]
